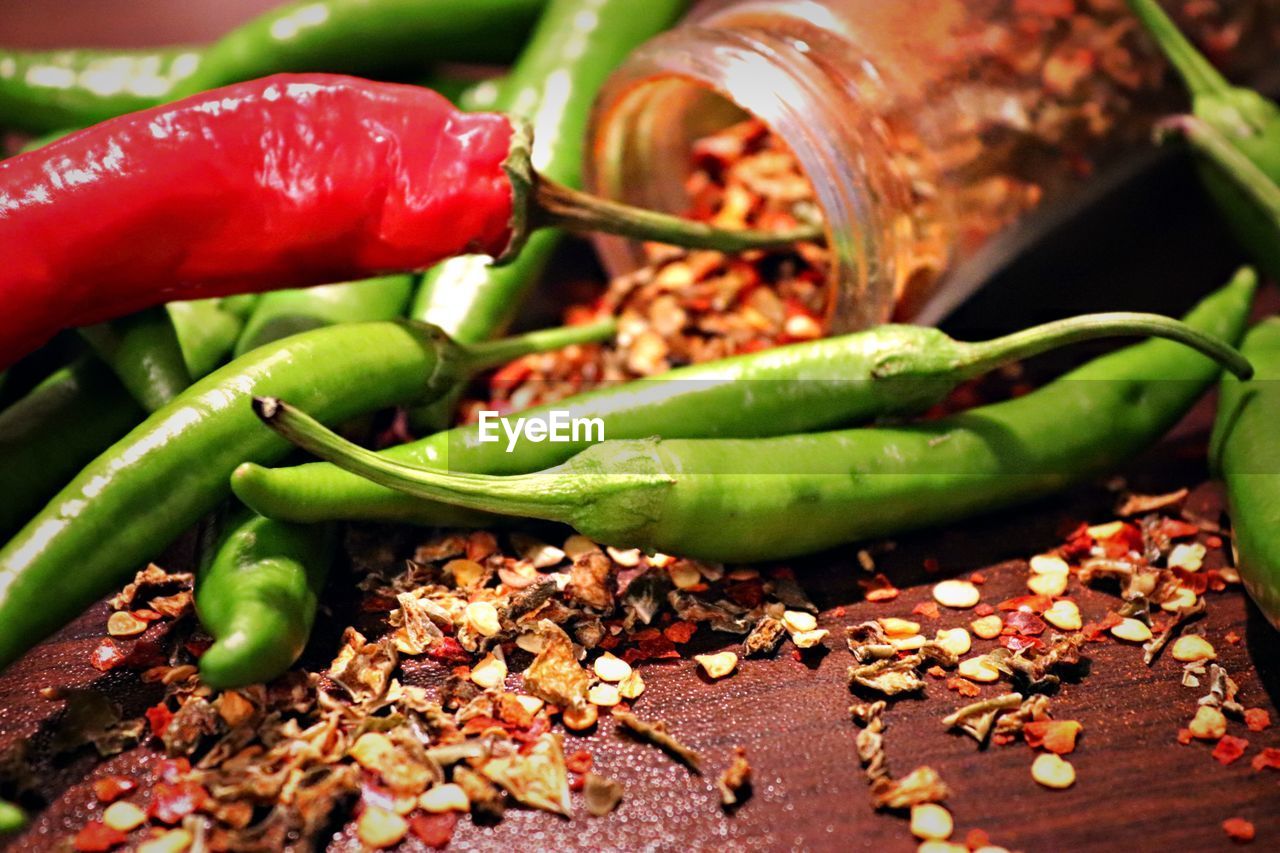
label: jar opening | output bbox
[585,26,894,331]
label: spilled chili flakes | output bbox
[1223,817,1256,844]
[662,620,698,645]
[1243,708,1271,733]
[1212,735,1249,767]
[1251,748,1280,773]
[72,820,127,852]
[409,812,459,849]
[859,573,901,602]
[1023,720,1082,755]
[88,640,127,672]
[147,780,208,824]
[92,776,137,804]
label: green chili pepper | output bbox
[1212,317,1280,629]
[79,307,193,413]
[1126,0,1280,280]
[234,276,413,357]
[237,285,1254,529]
[259,271,1255,563]
[169,299,249,378]
[0,300,245,539]
[195,510,332,689]
[409,0,686,431]
[0,0,549,132]
[0,318,612,672]
[0,798,25,833]
[197,275,415,688]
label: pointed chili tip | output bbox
[252,395,282,421]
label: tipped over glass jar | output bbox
[585,0,1280,330]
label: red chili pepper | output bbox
[0,74,813,369]
[73,820,127,852]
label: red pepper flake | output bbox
[598,633,620,651]
[565,749,593,775]
[968,572,986,585]
[1206,535,1223,549]
[410,812,459,849]
[1251,747,1280,772]
[965,829,991,849]
[621,630,678,664]
[832,606,846,618]
[1003,610,1047,636]
[999,634,1044,653]
[1023,720,1082,755]
[663,620,698,645]
[145,702,173,738]
[859,573,900,602]
[424,637,471,666]
[183,637,211,658]
[911,601,941,620]
[131,608,162,622]
[570,774,586,792]
[1097,524,1143,558]
[1212,735,1249,766]
[1060,523,1093,560]
[1177,728,1194,746]
[974,603,995,617]
[73,820,127,851]
[991,733,1016,747]
[1158,519,1201,540]
[1224,630,1242,645]
[89,639,127,672]
[925,665,947,679]
[1222,817,1256,843]
[149,780,208,824]
[1172,568,1210,595]
[947,678,981,698]
[1243,708,1272,732]
[461,715,503,736]
[92,775,137,804]
[996,594,1051,613]
[1082,612,1124,642]
[152,757,190,784]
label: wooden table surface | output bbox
[2,148,1278,853]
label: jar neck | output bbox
[586,21,924,331]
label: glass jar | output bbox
[586,0,1280,330]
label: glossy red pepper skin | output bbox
[0,74,516,368]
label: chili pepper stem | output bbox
[456,316,617,372]
[251,397,590,521]
[949,307,1255,382]
[528,176,825,253]
[1125,0,1230,100]
[1157,116,1280,223]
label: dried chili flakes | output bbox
[73,820,127,852]
[147,780,208,824]
[564,749,593,776]
[1177,728,1195,746]
[92,775,137,804]
[144,703,173,739]
[859,573,900,602]
[1023,720,1082,755]
[410,812,459,849]
[1251,748,1280,772]
[663,620,698,645]
[996,594,1051,613]
[1243,708,1271,733]
[89,639,127,672]
[946,678,981,698]
[1222,817,1256,843]
[1212,735,1249,767]
[911,601,941,620]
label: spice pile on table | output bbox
[459,119,830,419]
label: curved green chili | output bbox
[1127,0,1280,280]
[258,270,1256,563]
[1212,317,1280,629]
[236,298,1252,527]
[79,306,193,413]
[234,275,414,357]
[0,301,245,539]
[0,0,548,132]
[0,318,613,671]
[196,510,333,689]
[409,0,686,430]
[198,274,416,688]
